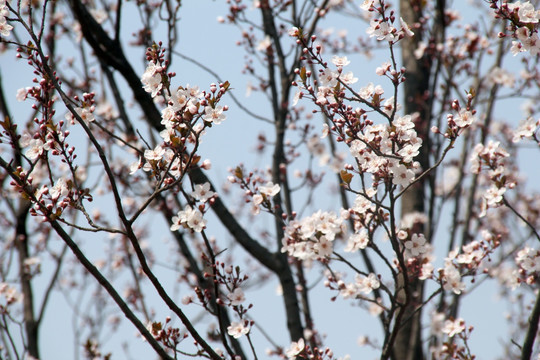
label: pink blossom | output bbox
[359,0,373,11]
[366,20,395,42]
[442,318,465,338]
[227,288,245,306]
[453,109,475,128]
[356,273,380,294]
[170,205,207,233]
[442,265,465,295]
[141,61,163,98]
[257,35,271,52]
[203,105,226,124]
[404,233,427,257]
[344,229,369,252]
[331,55,350,67]
[314,236,333,258]
[26,139,49,160]
[288,27,300,37]
[399,17,414,37]
[259,181,280,197]
[391,163,415,187]
[0,18,13,37]
[227,321,249,338]
[512,117,538,142]
[144,145,165,161]
[285,339,305,359]
[192,182,216,203]
[516,2,540,23]
[319,68,338,87]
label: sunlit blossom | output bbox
[331,55,350,67]
[227,321,249,338]
[192,182,216,203]
[259,181,280,197]
[285,339,305,359]
[203,105,226,124]
[442,318,465,338]
[141,61,163,98]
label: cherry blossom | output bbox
[288,27,299,37]
[0,18,12,37]
[257,35,271,52]
[512,117,538,142]
[390,162,415,187]
[453,109,475,128]
[331,55,350,67]
[399,17,414,37]
[227,288,245,306]
[0,283,20,306]
[404,233,427,257]
[319,68,339,87]
[259,181,280,197]
[49,178,69,200]
[25,139,49,160]
[202,105,227,124]
[441,264,466,295]
[366,20,395,42]
[144,145,166,162]
[344,229,369,252]
[192,182,216,203]
[442,318,465,338]
[359,0,374,11]
[285,338,305,359]
[4,1,540,359]
[509,1,540,23]
[339,71,358,85]
[16,87,30,101]
[170,205,207,233]
[356,273,380,295]
[141,61,163,98]
[516,247,540,273]
[227,321,250,339]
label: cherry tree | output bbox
[0,0,540,359]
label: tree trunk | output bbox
[394,1,434,359]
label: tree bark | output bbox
[394,1,434,359]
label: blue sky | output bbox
[1,0,537,359]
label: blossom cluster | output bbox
[435,230,499,295]
[290,34,423,190]
[133,71,229,181]
[145,317,186,352]
[359,1,414,43]
[348,114,421,187]
[281,210,345,262]
[0,283,20,308]
[516,247,540,284]
[228,166,282,216]
[0,0,12,37]
[470,140,515,216]
[490,0,540,55]
[337,273,381,299]
[512,116,539,143]
[430,314,475,359]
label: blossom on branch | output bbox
[202,105,227,124]
[227,288,245,306]
[192,182,216,203]
[285,338,305,359]
[259,181,280,197]
[227,321,249,339]
[170,205,207,233]
[442,318,465,338]
[141,61,163,98]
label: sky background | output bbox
[1,0,537,359]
